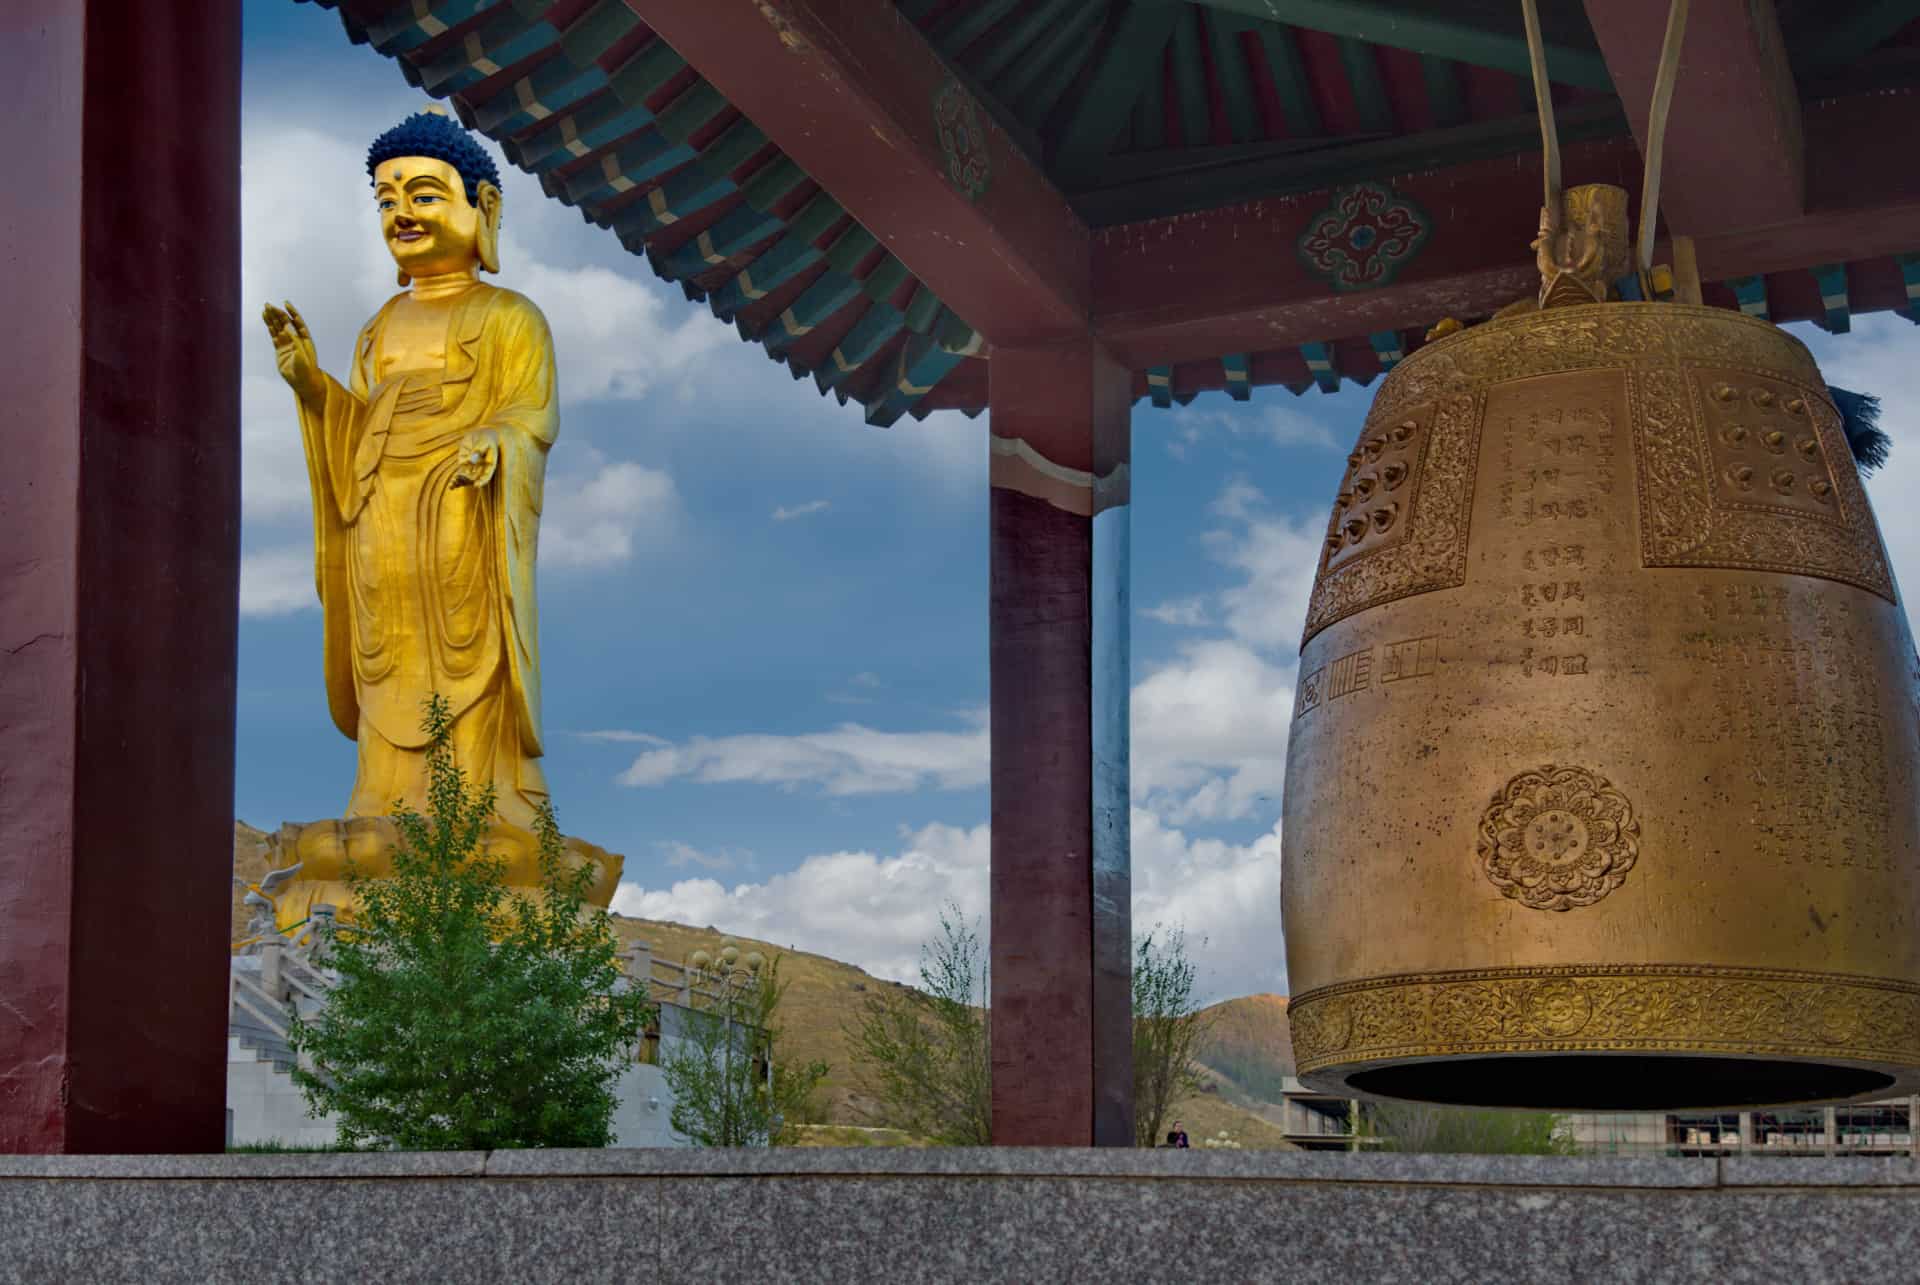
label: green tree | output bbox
[846,905,991,1145]
[1132,925,1215,1148]
[660,952,828,1146]
[1361,1102,1572,1154]
[287,695,654,1150]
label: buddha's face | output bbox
[374,155,481,277]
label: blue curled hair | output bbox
[366,112,501,205]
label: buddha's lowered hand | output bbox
[451,430,499,489]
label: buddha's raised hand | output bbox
[263,301,324,409]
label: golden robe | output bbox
[297,283,554,827]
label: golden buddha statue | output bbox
[254,111,618,934]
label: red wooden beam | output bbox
[1093,87,1920,368]
[628,0,1091,346]
[1583,0,1802,235]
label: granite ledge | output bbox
[0,1148,1881,1189]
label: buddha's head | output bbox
[366,111,503,284]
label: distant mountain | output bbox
[1196,993,1295,1104]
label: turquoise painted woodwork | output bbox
[1724,276,1770,318]
[818,303,907,393]
[468,4,638,134]
[1221,353,1251,401]
[1134,54,1168,150]
[1019,11,1109,124]
[1183,0,1614,90]
[1791,1,1920,75]
[364,0,499,55]
[655,205,786,282]
[1171,8,1212,147]
[1054,3,1182,165]
[973,0,1078,83]
[1898,255,1920,325]
[708,194,845,320]
[1259,24,1324,138]
[903,283,944,335]
[754,265,865,356]
[1146,366,1173,409]
[508,99,655,173]
[1297,184,1431,290]
[603,169,734,248]
[558,128,696,207]
[1420,54,1465,128]
[1368,330,1405,369]
[1300,340,1340,393]
[866,318,981,427]
[507,37,686,171]
[1337,37,1395,134]
[413,7,560,98]
[1813,263,1851,334]
[940,0,1028,64]
[1207,14,1262,144]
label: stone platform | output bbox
[3,1149,1918,1282]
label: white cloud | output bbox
[1142,597,1210,627]
[1205,500,1326,655]
[539,459,680,570]
[1165,402,1344,460]
[616,712,989,794]
[657,840,743,872]
[615,809,1284,999]
[1133,639,1295,823]
[1131,808,1286,1000]
[772,500,832,522]
[614,821,991,985]
[573,729,670,745]
[239,545,316,617]
[504,248,731,404]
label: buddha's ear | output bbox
[476,181,503,274]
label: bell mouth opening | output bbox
[1345,1055,1897,1111]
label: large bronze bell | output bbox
[1281,301,1920,1110]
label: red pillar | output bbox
[0,1,240,1152]
[989,343,1133,1146]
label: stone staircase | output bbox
[227,943,342,1147]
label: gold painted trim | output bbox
[514,77,550,120]
[1290,964,1920,1076]
[465,34,500,77]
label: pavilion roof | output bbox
[301,0,1920,418]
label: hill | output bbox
[230,822,1296,1146]
[1196,993,1295,1103]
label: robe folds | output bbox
[296,283,554,827]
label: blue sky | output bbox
[238,1,1920,999]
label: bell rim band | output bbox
[1290,963,1920,1108]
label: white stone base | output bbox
[226,1037,340,1149]
[224,1042,684,1150]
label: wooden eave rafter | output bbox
[1583,0,1804,235]
[300,0,1920,420]
[1183,0,1615,90]
[631,0,1092,348]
